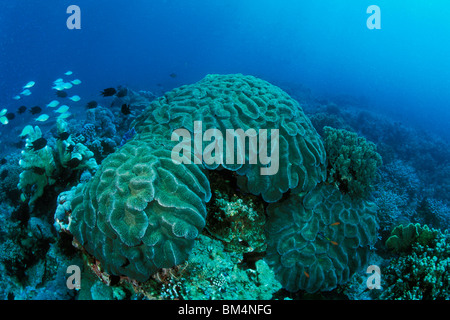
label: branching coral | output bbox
[323,126,382,198]
[383,223,450,299]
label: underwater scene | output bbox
[0,1,449,304]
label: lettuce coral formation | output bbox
[265,183,378,293]
[68,74,328,282]
[67,74,379,294]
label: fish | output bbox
[62,82,73,90]
[69,95,81,102]
[169,73,177,78]
[71,79,82,85]
[27,137,47,151]
[21,89,32,96]
[13,95,21,100]
[17,106,27,114]
[100,88,116,97]
[6,113,15,121]
[30,106,42,115]
[304,271,310,278]
[54,78,64,84]
[0,109,8,125]
[47,100,60,108]
[52,84,65,91]
[23,81,36,89]
[121,104,131,115]
[329,222,341,226]
[58,112,71,119]
[56,91,68,98]
[35,114,49,122]
[31,166,46,175]
[20,125,34,137]
[66,144,75,153]
[66,157,81,168]
[54,105,70,113]
[64,71,73,76]
[0,158,6,165]
[86,101,98,109]
[317,231,339,246]
[57,132,70,141]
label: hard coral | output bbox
[323,126,382,198]
[265,183,378,293]
[69,74,326,282]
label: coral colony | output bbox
[1,73,449,300]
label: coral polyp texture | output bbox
[132,73,327,203]
[69,139,211,281]
[68,74,330,283]
[265,183,378,293]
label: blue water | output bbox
[1,1,449,138]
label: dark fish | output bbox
[86,101,98,109]
[116,87,128,98]
[57,132,70,141]
[169,73,177,78]
[28,137,47,151]
[30,106,42,115]
[0,170,7,180]
[0,158,6,165]
[6,113,15,120]
[56,90,68,98]
[121,104,131,115]
[101,88,117,97]
[31,166,46,175]
[66,157,81,168]
[17,106,27,114]
[66,144,75,153]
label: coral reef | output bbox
[265,183,378,293]
[132,73,327,203]
[68,74,327,282]
[69,139,211,282]
[383,223,450,299]
[323,126,382,198]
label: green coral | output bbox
[323,126,382,198]
[383,223,450,300]
[18,121,97,207]
[17,125,56,207]
[265,183,378,293]
[69,74,326,282]
[69,139,212,282]
[133,73,327,203]
[161,235,281,300]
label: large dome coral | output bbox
[69,139,211,281]
[68,74,328,282]
[265,183,378,293]
[133,74,327,203]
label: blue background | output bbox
[0,0,449,139]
